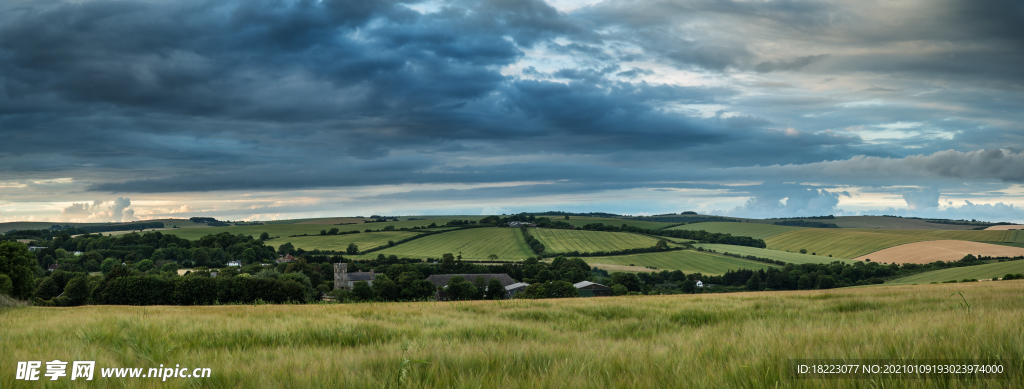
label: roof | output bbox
[347,272,376,281]
[426,274,516,288]
[47,264,59,270]
[505,282,530,291]
[573,281,610,289]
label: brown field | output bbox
[985,224,1024,230]
[853,240,1024,264]
[296,217,368,225]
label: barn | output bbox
[573,281,612,297]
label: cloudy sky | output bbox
[1,0,1023,223]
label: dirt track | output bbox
[854,240,1024,264]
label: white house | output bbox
[226,260,242,267]
[695,280,704,288]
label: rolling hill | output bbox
[584,250,778,275]
[531,229,663,254]
[353,227,534,260]
[694,244,856,265]
[885,261,1024,285]
[668,222,802,240]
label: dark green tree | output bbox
[260,232,271,241]
[0,242,36,299]
[486,278,505,300]
[64,275,90,306]
[372,274,399,301]
[346,243,359,255]
[351,281,374,301]
[746,273,762,291]
[610,272,642,292]
[328,228,340,235]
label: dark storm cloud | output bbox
[0,0,1022,217]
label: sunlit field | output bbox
[3,281,1022,388]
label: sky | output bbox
[1,0,1023,223]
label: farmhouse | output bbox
[46,264,59,271]
[573,281,612,297]
[276,254,296,264]
[426,273,516,301]
[504,282,529,298]
[226,260,242,267]
[333,263,376,290]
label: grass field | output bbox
[156,219,489,241]
[747,216,982,230]
[585,250,779,274]
[764,229,936,259]
[885,261,1024,285]
[850,229,1024,243]
[669,222,803,240]
[694,244,856,265]
[266,231,422,252]
[4,282,1023,388]
[532,229,662,254]
[559,216,677,230]
[353,228,534,260]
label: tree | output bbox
[472,276,487,299]
[351,281,374,301]
[372,274,399,301]
[240,248,258,264]
[610,272,641,292]
[445,276,477,300]
[611,284,628,296]
[346,243,359,255]
[564,215,570,220]
[487,254,499,260]
[816,275,836,289]
[0,274,12,296]
[797,275,814,290]
[681,279,696,294]
[546,281,578,298]
[161,262,179,273]
[0,242,36,299]
[328,228,340,235]
[320,230,327,235]
[278,242,296,256]
[799,248,808,254]
[260,232,271,241]
[64,275,90,306]
[655,240,669,250]
[746,273,762,291]
[135,259,155,272]
[486,278,505,300]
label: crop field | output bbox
[985,224,1024,231]
[353,228,534,260]
[585,250,778,274]
[885,261,1024,285]
[267,231,422,252]
[532,229,662,254]
[764,229,936,259]
[748,216,982,230]
[852,240,1024,264]
[669,222,803,240]
[559,216,677,230]
[4,281,1023,388]
[694,244,856,265]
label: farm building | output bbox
[226,260,242,267]
[46,264,59,271]
[426,274,516,301]
[504,282,530,298]
[275,254,296,264]
[573,281,612,297]
[333,263,376,290]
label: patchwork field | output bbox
[585,250,778,274]
[559,216,677,230]
[5,282,1023,388]
[695,244,856,265]
[157,218,486,241]
[853,240,1024,264]
[885,261,1024,285]
[532,229,662,254]
[267,231,422,252]
[852,228,1023,243]
[764,229,935,259]
[353,228,534,260]
[669,222,803,240]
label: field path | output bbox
[853,240,1024,264]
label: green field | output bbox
[267,231,422,252]
[669,222,804,240]
[885,260,1024,285]
[559,216,677,230]
[764,229,938,259]
[353,228,534,260]
[745,216,983,230]
[532,229,662,254]
[6,282,1022,388]
[584,250,778,274]
[694,244,856,265]
[156,218,487,241]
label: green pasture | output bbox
[764,229,936,259]
[585,250,778,275]
[885,260,1024,285]
[267,231,422,252]
[532,229,662,254]
[558,216,677,230]
[694,244,856,265]
[354,228,534,260]
[669,222,803,240]
[156,218,486,241]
